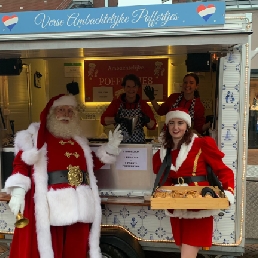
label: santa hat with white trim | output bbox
[165,107,191,127]
[37,94,77,149]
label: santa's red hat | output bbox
[165,107,191,127]
[37,94,77,149]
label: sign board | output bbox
[115,147,148,171]
[0,2,225,35]
[84,58,168,102]
[93,86,113,102]
[64,63,82,78]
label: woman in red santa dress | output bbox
[5,94,123,258]
[152,107,235,258]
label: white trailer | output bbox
[0,2,255,258]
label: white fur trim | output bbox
[33,144,54,258]
[14,123,39,155]
[27,122,40,135]
[165,209,220,219]
[165,110,191,127]
[159,134,198,172]
[95,144,117,164]
[47,186,95,226]
[4,173,31,194]
[21,148,40,165]
[158,133,164,144]
[52,95,77,107]
[74,136,102,258]
[224,190,235,205]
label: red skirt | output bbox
[170,216,213,247]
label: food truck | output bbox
[0,2,255,258]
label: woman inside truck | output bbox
[152,107,234,258]
[101,74,157,143]
[144,73,210,135]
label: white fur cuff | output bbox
[4,173,31,194]
[95,145,117,164]
[21,148,40,165]
[224,190,235,205]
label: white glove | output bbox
[9,187,26,216]
[105,124,123,155]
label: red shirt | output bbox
[101,93,157,130]
[157,93,205,134]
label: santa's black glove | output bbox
[144,85,155,101]
[140,111,150,125]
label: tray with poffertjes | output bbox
[151,186,229,210]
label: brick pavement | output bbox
[144,244,258,258]
[0,244,257,257]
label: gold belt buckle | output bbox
[67,165,83,187]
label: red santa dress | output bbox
[152,135,235,247]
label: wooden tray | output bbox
[151,186,229,210]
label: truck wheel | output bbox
[100,243,127,258]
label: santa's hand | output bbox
[105,125,123,155]
[8,187,26,216]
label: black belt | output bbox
[48,170,89,186]
[171,176,207,185]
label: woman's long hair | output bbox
[163,126,194,150]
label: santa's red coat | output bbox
[5,123,116,258]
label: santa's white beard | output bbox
[46,114,82,139]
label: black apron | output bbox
[117,102,145,144]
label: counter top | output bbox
[0,192,151,207]
[2,147,14,152]
[0,192,10,201]
[101,196,150,206]
[88,138,156,143]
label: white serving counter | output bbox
[92,143,158,197]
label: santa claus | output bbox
[5,94,123,258]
